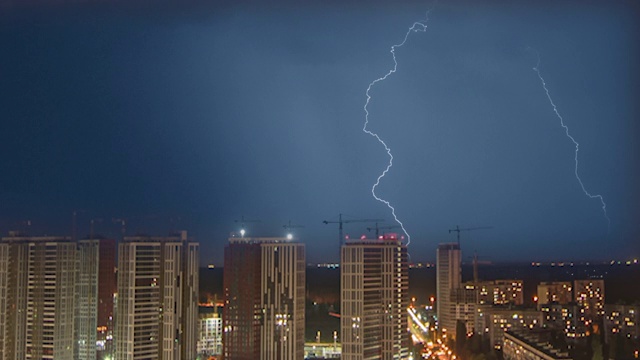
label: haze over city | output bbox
[1,0,638,264]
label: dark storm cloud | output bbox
[0,0,638,264]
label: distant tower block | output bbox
[437,243,462,337]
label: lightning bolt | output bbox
[530,49,610,230]
[363,18,429,246]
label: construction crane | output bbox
[367,223,400,238]
[448,225,493,245]
[72,209,86,241]
[111,214,163,238]
[112,218,127,238]
[467,252,491,286]
[90,218,103,239]
[283,220,304,239]
[323,214,384,247]
[10,219,32,236]
[234,216,261,237]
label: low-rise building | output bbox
[537,282,572,308]
[475,305,543,349]
[452,284,478,335]
[603,303,639,344]
[503,329,572,360]
[573,280,605,324]
[198,306,223,358]
[478,280,524,306]
[540,303,587,341]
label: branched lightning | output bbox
[530,49,610,230]
[363,18,429,246]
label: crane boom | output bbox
[283,220,304,238]
[367,223,400,238]
[323,214,384,249]
[283,220,305,231]
[448,225,493,244]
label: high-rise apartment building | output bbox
[96,238,116,360]
[115,231,199,360]
[76,237,117,360]
[0,234,28,360]
[223,236,305,360]
[0,235,76,360]
[223,240,262,359]
[341,234,409,360]
[437,243,461,337]
[0,233,116,360]
[75,239,100,360]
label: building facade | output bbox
[223,236,305,360]
[0,235,28,360]
[540,303,587,341]
[341,235,409,360]
[75,239,100,360]
[0,235,77,360]
[537,282,573,307]
[197,306,223,357]
[452,285,478,334]
[0,234,116,360]
[73,237,117,360]
[478,280,524,306]
[475,305,543,349]
[26,237,77,360]
[503,330,572,360]
[437,243,461,337]
[603,303,639,344]
[573,280,605,323]
[223,241,262,359]
[115,231,199,360]
[96,238,116,360]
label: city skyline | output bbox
[1,0,639,265]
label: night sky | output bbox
[1,0,638,264]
